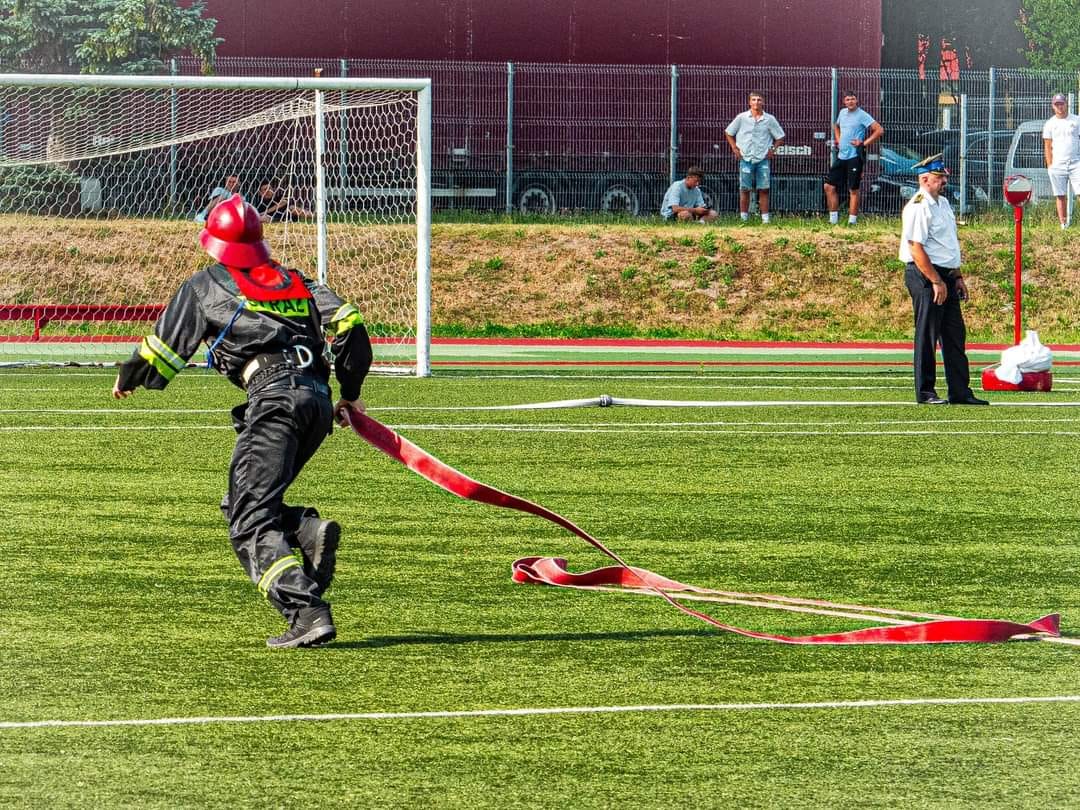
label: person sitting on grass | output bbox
[255,179,313,223]
[661,166,718,223]
[194,174,240,223]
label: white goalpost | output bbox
[0,73,432,376]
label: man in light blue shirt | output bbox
[660,166,718,222]
[724,91,785,223]
[195,174,240,223]
[824,91,883,225]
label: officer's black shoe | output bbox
[950,395,990,405]
[266,605,336,649]
[918,396,949,405]
[296,517,340,593]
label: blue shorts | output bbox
[739,158,771,190]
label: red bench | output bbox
[0,304,164,341]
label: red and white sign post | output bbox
[981,175,1052,392]
[1003,175,1033,345]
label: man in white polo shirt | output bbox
[900,153,987,406]
[1043,93,1080,229]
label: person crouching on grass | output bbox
[112,194,374,648]
[661,166,718,223]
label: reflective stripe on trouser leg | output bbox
[258,555,302,597]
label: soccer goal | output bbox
[0,73,432,376]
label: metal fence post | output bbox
[339,59,348,189]
[987,67,996,202]
[169,58,178,212]
[959,93,968,215]
[669,64,679,184]
[829,68,838,165]
[505,62,514,214]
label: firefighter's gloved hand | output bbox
[335,398,365,427]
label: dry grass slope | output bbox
[4,215,1079,342]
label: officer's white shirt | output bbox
[898,188,961,268]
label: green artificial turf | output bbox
[1,367,1078,808]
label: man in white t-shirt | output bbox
[1043,93,1080,229]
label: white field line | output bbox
[4,695,1080,731]
[3,393,1080,408]
[0,425,233,431]
[374,424,1080,438]
[0,408,225,414]
[8,412,1080,428]
[447,372,1080,382]
[369,400,1080,410]
[8,423,1080,438]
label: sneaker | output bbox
[266,605,336,649]
[296,517,340,593]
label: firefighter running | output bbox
[112,194,373,649]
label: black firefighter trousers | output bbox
[905,263,975,403]
[220,370,334,625]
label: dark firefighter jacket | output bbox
[116,262,372,399]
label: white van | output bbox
[1004,120,1053,203]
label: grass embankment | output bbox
[431,215,1080,344]
[3,213,1078,343]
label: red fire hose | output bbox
[345,409,1059,645]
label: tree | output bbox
[0,0,220,74]
[1017,0,1080,70]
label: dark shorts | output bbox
[826,156,865,191]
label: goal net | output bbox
[0,74,432,375]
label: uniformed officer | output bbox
[112,194,374,648]
[900,154,988,406]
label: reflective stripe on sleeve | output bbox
[138,335,185,381]
[330,303,364,337]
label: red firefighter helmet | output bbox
[199,193,271,268]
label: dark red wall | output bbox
[203,0,882,68]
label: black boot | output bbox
[266,605,336,649]
[296,517,340,594]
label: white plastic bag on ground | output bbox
[995,330,1053,383]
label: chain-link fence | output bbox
[78,58,1080,218]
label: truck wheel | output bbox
[599,181,642,216]
[517,183,557,215]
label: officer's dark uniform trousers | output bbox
[222,364,333,624]
[904,262,972,402]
